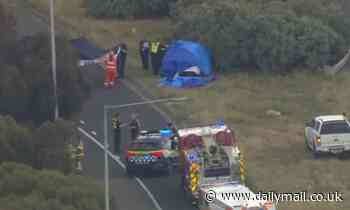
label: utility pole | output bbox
[103,107,110,210]
[49,0,59,120]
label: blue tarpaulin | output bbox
[70,37,106,59]
[160,40,214,88]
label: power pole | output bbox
[49,0,59,120]
[103,107,110,210]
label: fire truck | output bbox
[177,121,242,205]
[198,182,277,210]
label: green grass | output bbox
[27,1,350,209]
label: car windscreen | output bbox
[320,120,350,134]
[204,167,230,177]
[129,140,162,151]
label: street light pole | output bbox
[49,0,59,120]
[103,107,110,210]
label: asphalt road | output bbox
[79,67,195,210]
[13,1,195,209]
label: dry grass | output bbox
[28,0,350,209]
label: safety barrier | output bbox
[239,150,246,185]
[189,163,199,192]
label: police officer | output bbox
[112,112,122,154]
[158,43,167,76]
[139,40,149,70]
[116,43,127,79]
[75,141,84,171]
[129,113,141,141]
[150,40,161,75]
[167,122,179,150]
[66,143,76,170]
[167,122,178,137]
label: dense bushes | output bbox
[0,3,108,209]
[0,162,107,210]
[85,0,176,19]
[0,33,90,125]
[172,0,350,72]
[0,115,77,174]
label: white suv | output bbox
[305,115,350,157]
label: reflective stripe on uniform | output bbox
[151,42,160,53]
[106,60,116,71]
[112,118,119,128]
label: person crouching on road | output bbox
[139,40,149,71]
[129,113,141,141]
[102,50,118,88]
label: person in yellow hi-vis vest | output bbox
[150,41,160,75]
[75,141,84,171]
[66,143,76,170]
[150,41,167,75]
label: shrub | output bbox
[0,115,78,174]
[0,162,106,210]
[85,0,176,19]
[0,33,90,125]
[172,0,345,72]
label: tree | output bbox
[0,115,78,174]
[0,115,33,166]
[0,162,108,210]
[33,119,77,174]
[85,0,177,19]
[0,33,90,125]
[172,0,345,72]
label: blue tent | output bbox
[160,40,214,88]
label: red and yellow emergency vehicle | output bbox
[177,121,242,205]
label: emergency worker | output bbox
[158,43,167,76]
[75,141,84,171]
[100,50,118,87]
[116,43,127,79]
[66,143,76,169]
[150,40,161,75]
[112,112,122,154]
[129,113,141,141]
[167,122,179,150]
[167,122,178,137]
[139,40,149,70]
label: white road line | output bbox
[135,178,162,210]
[77,127,162,210]
[78,127,125,168]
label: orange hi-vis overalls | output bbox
[104,55,118,87]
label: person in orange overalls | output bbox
[101,50,118,87]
